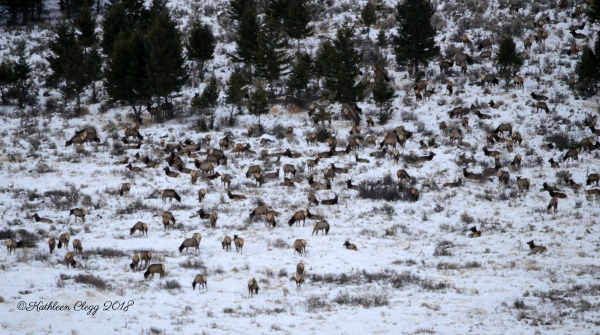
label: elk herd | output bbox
[6,2,600,302]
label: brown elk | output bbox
[69,208,86,223]
[198,188,207,203]
[64,251,76,268]
[547,197,558,213]
[119,183,132,196]
[192,274,208,291]
[463,168,483,181]
[468,226,481,238]
[442,178,462,188]
[321,194,339,205]
[288,210,309,227]
[234,235,244,253]
[248,278,259,297]
[343,240,358,251]
[294,239,308,256]
[160,189,181,203]
[536,102,549,113]
[527,240,547,254]
[228,190,247,201]
[179,233,202,254]
[57,233,70,250]
[209,212,218,228]
[161,211,176,230]
[562,148,579,162]
[516,176,530,192]
[497,170,510,185]
[548,158,560,169]
[586,173,600,186]
[48,238,56,254]
[513,73,524,89]
[130,254,140,272]
[222,236,232,251]
[307,193,320,206]
[130,222,148,236]
[494,123,512,136]
[72,239,83,254]
[144,264,165,280]
[33,213,53,223]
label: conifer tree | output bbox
[226,67,248,115]
[392,0,439,79]
[196,76,220,114]
[576,46,599,96]
[186,21,216,82]
[232,1,260,72]
[588,0,600,24]
[361,1,377,29]
[287,53,312,100]
[284,0,313,53]
[248,84,269,129]
[495,36,523,85]
[254,18,292,96]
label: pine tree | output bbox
[392,0,439,79]
[228,0,255,22]
[226,67,248,115]
[372,78,394,112]
[101,0,147,57]
[315,25,363,103]
[287,53,312,100]
[253,18,292,96]
[73,4,97,47]
[376,29,387,49]
[495,36,523,85]
[186,21,216,82]
[576,46,599,97]
[248,84,269,129]
[47,21,96,113]
[233,1,260,71]
[13,46,34,107]
[197,76,220,114]
[588,0,600,24]
[0,60,16,104]
[144,1,188,105]
[284,0,313,53]
[361,1,377,29]
[104,30,150,120]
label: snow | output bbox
[1,0,600,334]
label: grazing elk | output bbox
[511,154,522,168]
[516,177,530,192]
[57,233,70,250]
[307,193,320,206]
[536,101,549,113]
[119,183,132,196]
[64,251,76,268]
[72,239,83,254]
[586,173,600,186]
[144,264,165,280]
[140,251,152,269]
[497,170,510,186]
[562,148,579,162]
[234,235,244,253]
[294,239,308,256]
[198,188,207,203]
[246,165,262,178]
[179,233,202,254]
[161,211,176,230]
[130,254,140,272]
[192,275,207,291]
[494,123,512,136]
[130,222,148,236]
[222,236,232,251]
[288,210,309,227]
[248,278,259,297]
[160,189,181,203]
[69,208,86,223]
[294,273,305,289]
[312,220,330,236]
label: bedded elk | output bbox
[530,92,548,101]
[442,178,462,188]
[321,194,339,205]
[307,193,319,206]
[463,168,483,181]
[468,226,481,238]
[343,240,358,251]
[527,240,547,254]
[33,213,53,223]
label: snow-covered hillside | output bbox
[1,1,600,334]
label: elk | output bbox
[198,188,207,203]
[179,233,202,254]
[494,123,512,136]
[513,73,524,89]
[130,222,148,236]
[139,251,152,269]
[220,174,233,189]
[468,226,481,238]
[6,239,21,254]
[161,211,176,230]
[511,132,523,146]
[246,165,262,178]
[442,178,462,188]
[126,163,143,172]
[307,193,320,206]
[355,153,370,163]
[321,194,339,205]
[222,236,232,251]
[57,233,70,250]
[477,38,492,50]
[479,50,492,59]
[160,189,181,203]
[48,238,56,254]
[248,278,259,297]
[64,251,76,268]
[481,74,499,86]
[144,264,165,280]
[72,239,83,254]
[119,183,132,196]
[305,133,317,146]
[65,127,100,146]
[234,235,244,253]
[343,240,358,251]
[346,179,361,190]
[586,189,600,197]
[130,254,140,272]
[124,126,143,141]
[288,210,308,227]
[497,170,510,186]
[548,158,560,169]
[197,162,215,175]
[209,212,218,228]
[69,208,86,223]
[439,59,453,73]
[475,110,492,119]
[536,101,549,113]
[283,164,297,178]
[306,157,320,171]
[586,173,600,186]
[547,197,558,213]
[463,168,483,181]
[192,274,207,290]
[312,220,330,235]
[516,176,530,192]
[308,175,331,190]
[527,240,547,254]
[227,190,247,201]
[530,92,548,101]
[33,213,53,223]
[562,148,579,162]
[397,169,413,181]
[294,239,308,256]
[163,166,180,178]
[294,273,305,289]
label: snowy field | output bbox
[1,0,600,334]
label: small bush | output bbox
[179,259,207,271]
[306,295,331,312]
[333,291,389,308]
[433,240,453,257]
[163,280,181,290]
[73,274,108,290]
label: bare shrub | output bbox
[333,291,389,308]
[74,274,108,290]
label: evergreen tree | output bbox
[376,29,387,49]
[233,1,260,71]
[392,0,439,79]
[226,67,248,115]
[101,0,147,56]
[361,1,377,29]
[47,21,97,113]
[495,36,523,85]
[284,0,313,53]
[588,0,600,24]
[0,60,16,104]
[196,76,220,114]
[575,46,599,97]
[315,25,363,103]
[254,18,292,96]
[248,84,269,128]
[144,1,188,105]
[13,45,34,107]
[266,0,288,23]
[287,53,312,100]
[1,0,45,25]
[186,21,216,82]
[104,30,150,120]
[372,77,394,112]
[74,4,97,47]
[228,0,255,22]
